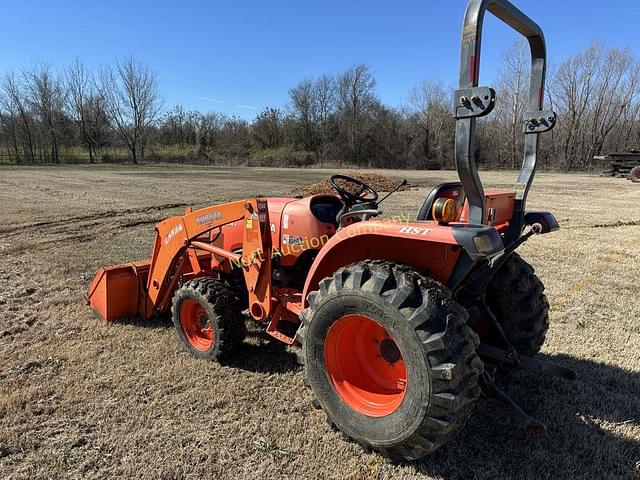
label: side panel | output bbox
[211,197,298,271]
[279,196,337,267]
[459,188,515,229]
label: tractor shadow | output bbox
[115,313,174,330]
[116,314,300,373]
[413,353,640,480]
[222,323,300,374]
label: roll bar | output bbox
[454,0,556,242]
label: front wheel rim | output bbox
[324,314,407,417]
[180,299,214,351]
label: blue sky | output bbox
[1,0,638,119]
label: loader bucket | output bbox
[87,260,151,321]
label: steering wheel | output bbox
[330,174,379,205]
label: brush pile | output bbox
[294,172,409,196]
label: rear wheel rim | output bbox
[324,314,407,417]
[180,299,214,351]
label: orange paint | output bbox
[324,314,407,417]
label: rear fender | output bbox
[524,211,559,234]
[302,220,462,303]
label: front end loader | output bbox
[87,0,573,462]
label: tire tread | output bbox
[171,277,246,361]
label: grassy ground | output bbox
[0,165,639,480]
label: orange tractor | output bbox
[88,0,573,462]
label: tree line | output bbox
[1,41,639,170]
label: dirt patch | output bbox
[292,171,409,196]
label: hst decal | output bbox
[399,226,431,236]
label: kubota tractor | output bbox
[87,0,574,462]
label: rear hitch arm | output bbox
[480,303,520,365]
[478,343,577,381]
[480,372,547,436]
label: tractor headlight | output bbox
[473,231,503,254]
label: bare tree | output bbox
[495,39,530,168]
[590,48,640,157]
[24,65,65,163]
[551,42,640,169]
[337,64,376,163]
[0,85,20,162]
[288,78,318,151]
[159,105,200,147]
[612,69,640,151]
[101,57,162,163]
[195,112,226,153]
[407,77,452,166]
[1,73,36,163]
[313,74,337,163]
[66,60,111,162]
[220,116,251,156]
[252,107,284,149]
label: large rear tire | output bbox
[629,166,640,183]
[298,261,482,462]
[171,277,246,361]
[485,253,549,356]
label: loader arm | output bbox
[147,198,273,320]
[147,200,245,311]
[88,198,273,323]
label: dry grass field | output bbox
[1,165,639,480]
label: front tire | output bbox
[298,261,482,462]
[171,277,246,361]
